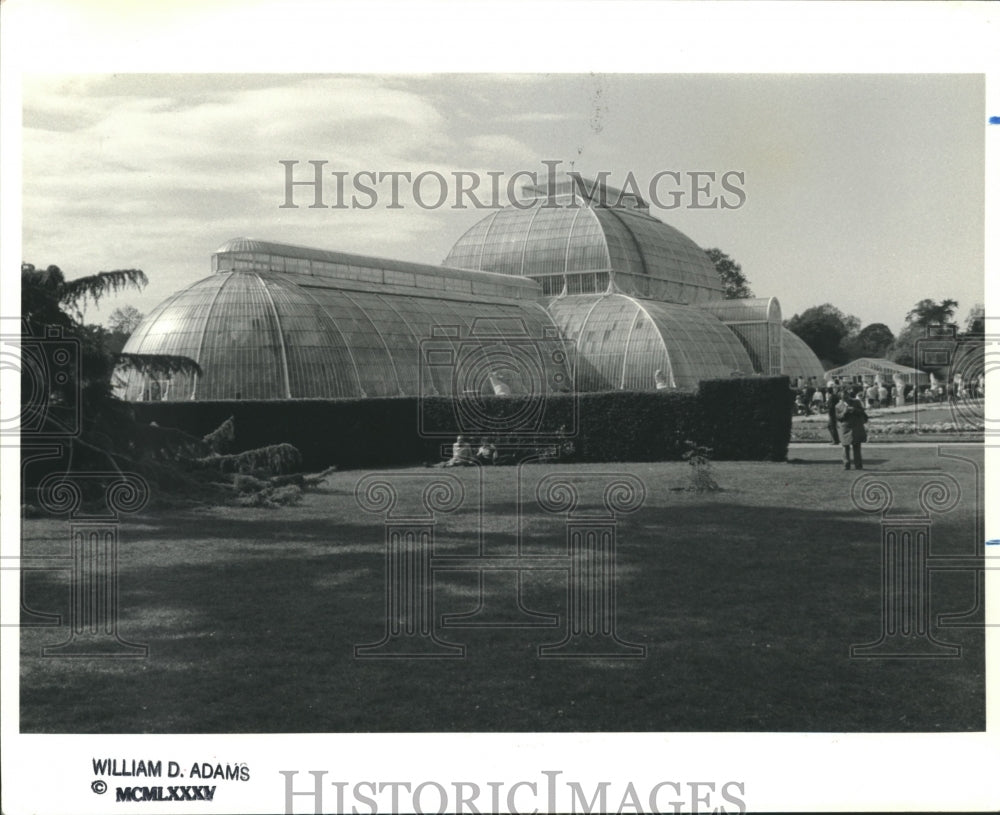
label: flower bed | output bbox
[791,418,983,442]
[871,420,983,435]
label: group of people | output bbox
[795,373,985,417]
[826,387,869,470]
[436,435,498,467]
[919,379,984,403]
[794,381,902,416]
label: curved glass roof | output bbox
[444,203,724,305]
[117,269,568,401]
[547,294,754,392]
[780,327,826,382]
[213,237,541,301]
[697,297,781,324]
[697,298,783,375]
[118,231,817,403]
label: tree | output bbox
[21,264,149,426]
[888,323,921,368]
[963,303,985,336]
[889,298,961,369]
[20,262,329,507]
[905,298,959,327]
[704,248,753,299]
[106,305,145,355]
[108,304,144,336]
[841,322,895,361]
[20,262,200,481]
[784,303,860,366]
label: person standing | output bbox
[836,386,869,470]
[827,389,841,445]
[865,382,878,409]
[811,388,824,413]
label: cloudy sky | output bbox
[21,72,984,334]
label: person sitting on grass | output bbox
[476,438,498,465]
[435,435,476,467]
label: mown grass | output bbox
[20,446,984,733]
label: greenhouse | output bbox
[824,357,930,386]
[444,177,727,304]
[116,239,570,401]
[118,178,825,402]
[696,297,783,376]
[547,294,754,391]
[779,328,827,383]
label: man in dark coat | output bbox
[835,386,869,470]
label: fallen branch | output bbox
[195,443,302,475]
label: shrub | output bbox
[682,441,720,492]
[132,377,792,468]
[696,376,792,461]
[203,416,236,454]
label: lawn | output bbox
[19,445,985,733]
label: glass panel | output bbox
[548,294,754,392]
[781,327,825,381]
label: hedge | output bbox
[131,376,791,469]
[696,376,793,461]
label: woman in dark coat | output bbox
[827,389,841,445]
[835,386,869,470]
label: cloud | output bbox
[22,75,463,266]
[463,133,535,162]
[18,73,985,335]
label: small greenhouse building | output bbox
[824,357,930,386]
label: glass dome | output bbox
[118,232,820,403]
[547,293,755,392]
[116,243,570,401]
[781,327,826,382]
[443,188,725,305]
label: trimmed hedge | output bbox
[131,376,791,469]
[697,376,793,461]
